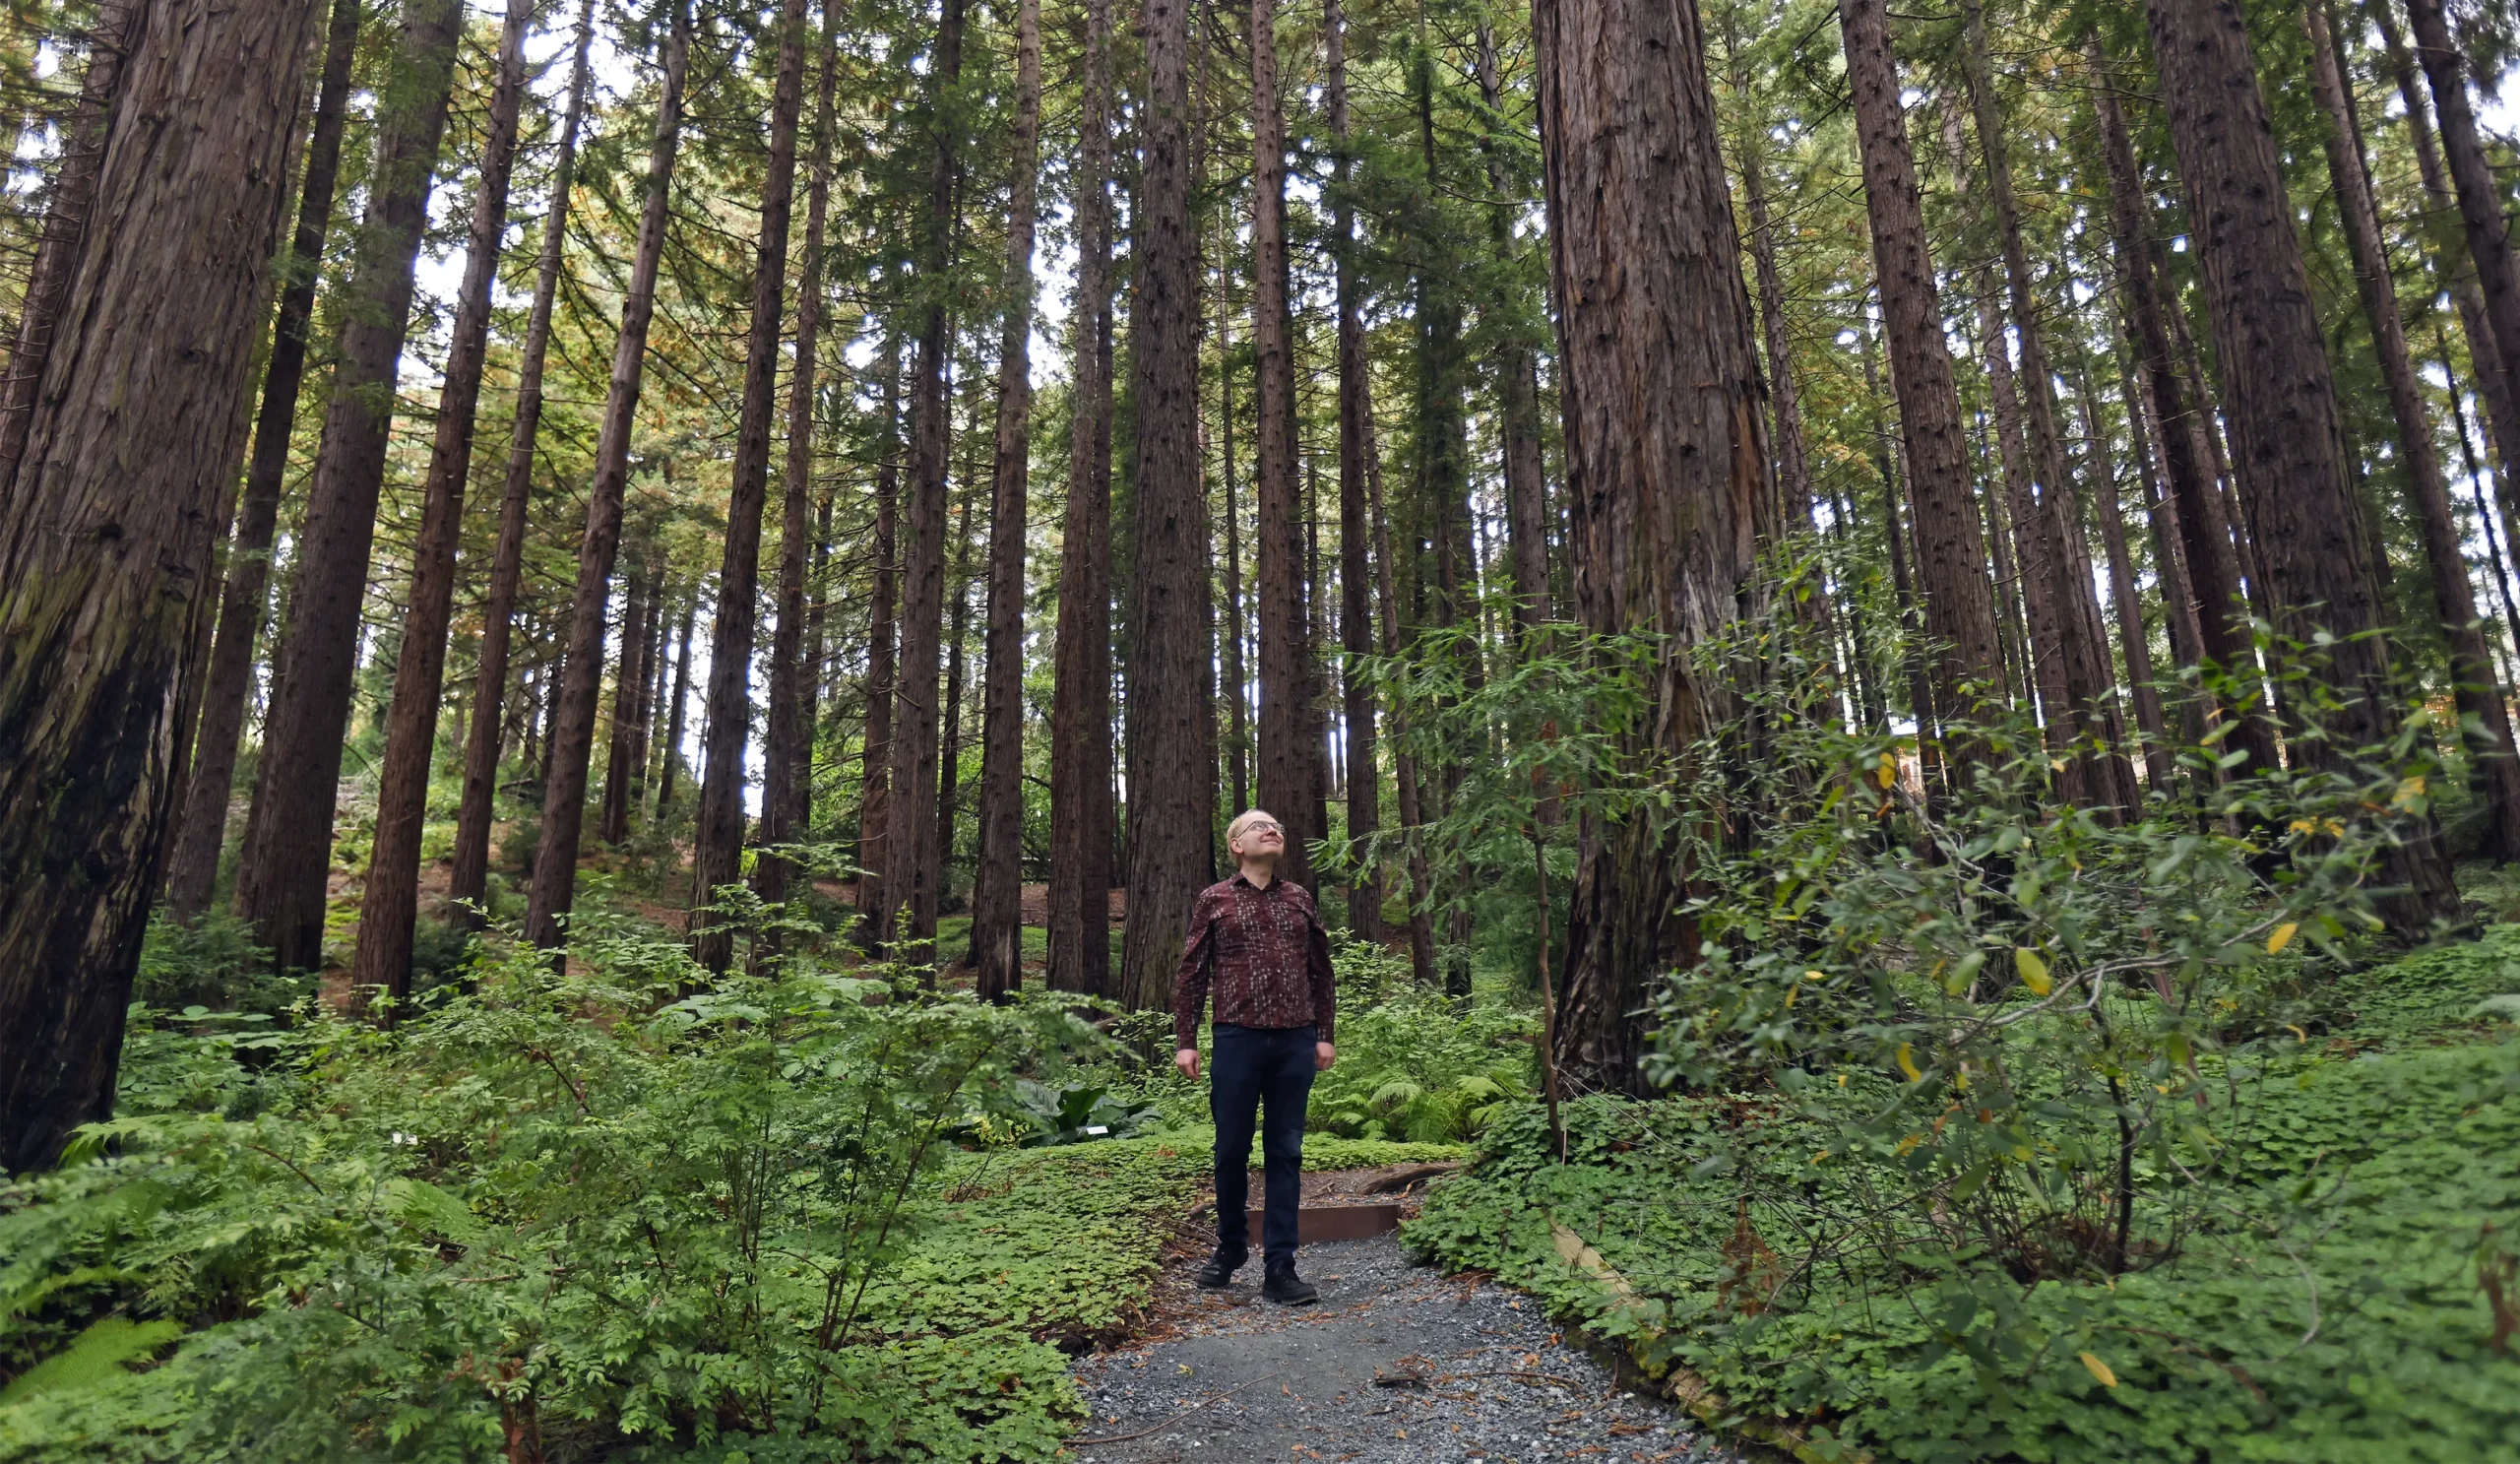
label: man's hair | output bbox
[1225,809,1281,852]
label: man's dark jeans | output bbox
[1210,1022,1316,1266]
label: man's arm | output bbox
[1170,889,1218,1054]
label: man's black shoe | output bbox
[1262,1262,1318,1305]
[1192,1252,1244,1289]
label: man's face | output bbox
[1233,817,1285,864]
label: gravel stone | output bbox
[1067,1235,1747,1463]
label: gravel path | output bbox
[1066,1235,1746,1464]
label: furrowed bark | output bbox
[0,0,320,1174]
[856,347,903,928]
[1329,0,1380,944]
[1048,0,1114,996]
[162,0,364,920]
[1119,0,1217,1010]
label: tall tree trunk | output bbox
[1958,3,2134,809]
[2375,2,2520,552]
[630,555,667,820]
[661,591,696,809]
[2087,32,2275,774]
[0,0,141,494]
[973,0,1041,1002]
[1049,0,1115,995]
[2404,0,2520,443]
[350,0,534,1009]
[1365,393,1439,986]
[880,0,969,967]
[447,0,596,929]
[1838,0,2003,751]
[856,347,903,925]
[1249,0,1315,890]
[1120,0,1216,1010]
[598,549,655,847]
[691,0,810,969]
[524,0,692,950]
[2308,0,2520,858]
[935,461,978,925]
[233,0,465,975]
[162,0,364,920]
[760,0,843,911]
[1864,323,1945,762]
[1329,0,1380,944]
[0,0,320,1176]
[2076,369,2174,793]
[1219,245,1250,818]
[2142,0,2458,925]
[1471,28,1553,642]
[1537,0,1774,1094]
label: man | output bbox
[1172,808,1338,1304]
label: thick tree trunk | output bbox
[1120,0,1216,1010]
[855,349,902,924]
[0,0,319,1176]
[2142,0,2458,925]
[629,556,666,820]
[1539,0,1774,1095]
[691,0,809,970]
[1048,0,1115,995]
[2088,32,2275,775]
[2405,0,2520,436]
[879,0,968,967]
[973,0,1041,1002]
[1471,23,1552,641]
[350,0,534,1010]
[935,465,978,927]
[2308,0,2520,858]
[1218,259,1249,816]
[1329,0,1380,944]
[0,0,141,493]
[1249,0,1316,890]
[162,0,363,920]
[233,0,465,975]
[1365,395,1439,986]
[598,551,655,847]
[1838,0,2003,746]
[524,1,691,950]
[448,0,596,929]
[760,0,843,912]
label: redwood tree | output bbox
[972,0,1042,1002]
[1120,0,1217,1010]
[350,0,536,1010]
[2140,0,2458,925]
[0,0,321,1175]
[1047,0,1115,995]
[160,0,364,919]
[692,0,810,970]
[1539,0,1776,1093]
[449,0,598,929]
[525,0,694,950]
[232,0,466,975]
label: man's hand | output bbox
[1315,1042,1336,1072]
[1175,1048,1200,1081]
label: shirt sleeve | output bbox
[1171,889,1218,1050]
[1303,888,1335,1046]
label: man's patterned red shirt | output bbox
[1170,873,1337,1049]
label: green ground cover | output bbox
[1405,931,2520,1464]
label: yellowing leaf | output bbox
[2391,775,2427,809]
[1809,1149,1830,1166]
[2080,1352,2118,1388]
[1895,1132,1923,1156]
[2266,922,2298,955]
[1896,1043,1922,1083]
[1877,752,1897,790]
[1785,983,1798,1007]
[2016,947,2052,996]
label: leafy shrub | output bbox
[1307,973,1535,1144]
[130,913,301,1016]
[0,922,1102,1462]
